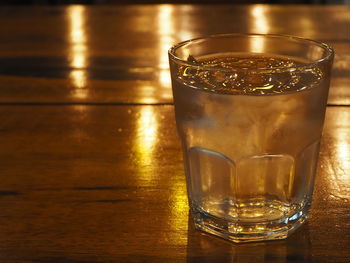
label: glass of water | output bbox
[168,34,334,243]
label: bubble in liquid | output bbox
[178,54,323,95]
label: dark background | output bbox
[0,0,349,5]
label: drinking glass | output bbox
[168,33,334,243]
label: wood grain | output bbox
[0,4,349,263]
[0,105,348,262]
[0,5,349,105]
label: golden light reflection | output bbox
[134,106,188,241]
[67,5,88,99]
[157,5,174,90]
[299,17,314,37]
[326,110,350,201]
[333,129,350,200]
[337,140,350,174]
[250,5,269,53]
[70,71,87,98]
[169,181,189,243]
[160,68,171,88]
[135,106,158,167]
[178,5,195,43]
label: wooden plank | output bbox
[0,105,348,262]
[0,5,349,104]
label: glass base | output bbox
[192,206,308,243]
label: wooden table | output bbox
[0,4,349,262]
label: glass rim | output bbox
[168,33,334,72]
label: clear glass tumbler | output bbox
[168,34,334,243]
